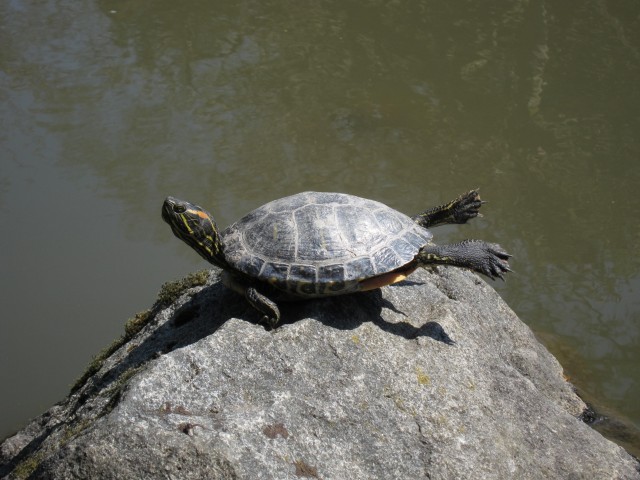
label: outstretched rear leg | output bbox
[412,190,484,229]
[417,240,511,280]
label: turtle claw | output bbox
[418,240,512,281]
[452,189,484,224]
[482,243,512,281]
[262,315,278,330]
[412,189,488,228]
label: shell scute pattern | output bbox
[373,208,406,234]
[238,255,265,278]
[243,211,296,260]
[260,262,289,291]
[221,192,433,296]
[317,264,346,294]
[389,237,420,260]
[294,204,339,261]
[344,257,376,282]
[372,246,401,269]
[334,205,388,257]
[289,264,318,295]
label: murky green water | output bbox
[2,0,639,454]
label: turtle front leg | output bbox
[412,190,484,229]
[417,240,511,280]
[245,287,281,328]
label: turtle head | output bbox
[162,197,227,268]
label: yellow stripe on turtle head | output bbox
[179,214,194,234]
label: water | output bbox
[1,0,639,454]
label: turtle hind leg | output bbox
[245,287,281,328]
[418,240,512,280]
[412,190,484,229]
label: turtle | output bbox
[162,190,511,327]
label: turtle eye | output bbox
[173,204,187,214]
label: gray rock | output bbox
[2,268,638,479]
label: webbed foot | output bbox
[419,240,512,280]
[450,190,484,225]
[469,241,512,280]
[412,190,484,229]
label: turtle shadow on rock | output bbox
[80,274,456,412]
[92,275,454,404]
[87,274,450,406]
[1,277,454,477]
[277,288,456,346]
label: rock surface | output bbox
[2,268,639,479]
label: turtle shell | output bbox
[221,192,432,297]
